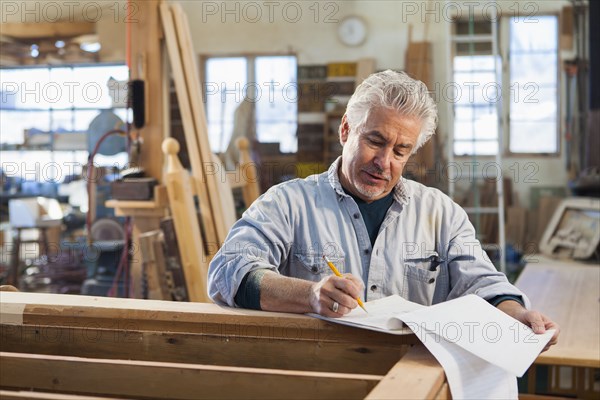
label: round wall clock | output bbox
[337,15,368,47]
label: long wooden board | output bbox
[162,138,210,302]
[159,3,219,253]
[366,345,446,399]
[0,390,118,400]
[0,292,416,345]
[0,292,446,399]
[1,323,407,375]
[1,352,381,400]
[171,3,229,246]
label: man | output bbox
[208,70,559,350]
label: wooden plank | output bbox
[365,345,445,399]
[434,383,451,400]
[128,215,163,298]
[162,138,210,302]
[519,394,572,400]
[0,352,382,400]
[171,3,229,246]
[0,389,119,399]
[159,2,219,254]
[0,324,407,375]
[1,22,95,39]
[139,230,170,300]
[0,292,417,346]
[105,185,167,209]
[237,137,261,207]
[515,259,600,368]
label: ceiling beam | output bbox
[1,21,95,39]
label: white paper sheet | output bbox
[396,295,555,377]
[308,294,555,399]
[308,294,423,334]
[412,324,519,399]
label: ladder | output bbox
[445,1,506,273]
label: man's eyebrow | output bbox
[364,130,387,141]
[364,130,414,150]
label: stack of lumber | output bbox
[157,3,260,302]
[0,291,450,399]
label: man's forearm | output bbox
[496,299,527,320]
[259,271,314,313]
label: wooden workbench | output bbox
[0,292,449,399]
[515,256,600,397]
[516,257,600,368]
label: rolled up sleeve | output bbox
[208,187,293,306]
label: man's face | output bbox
[338,107,422,203]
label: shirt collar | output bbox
[327,156,411,205]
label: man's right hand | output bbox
[309,274,364,317]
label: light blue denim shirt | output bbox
[208,157,530,309]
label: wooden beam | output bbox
[0,292,418,346]
[139,230,171,300]
[162,138,210,302]
[159,3,219,253]
[1,323,408,375]
[365,345,446,399]
[127,0,167,298]
[0,22,95,39]
[130,0,165,181]
[171,3,229,246]
[0,389,115,399]
[0,352,382,400]
[434,383,451,400]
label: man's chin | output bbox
[355,185,386,201]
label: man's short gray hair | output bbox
[343,70,437,152]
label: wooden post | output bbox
[130,0,165,181]
[162,138,210,302]
[236,137,261,208]
[127,0,167,297]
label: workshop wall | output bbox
[178,0,571,206]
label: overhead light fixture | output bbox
[30,44,39,58]
[55,40,65,48]
[74,34,101,53]
[80,42,101,53]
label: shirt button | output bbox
[364,249,370,255]
[353,213,360,219]
[428,278,435,284]
[370,285,377,291]
[311,266,318,273]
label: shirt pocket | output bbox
[403,252,444,305]
[292,253,345,281]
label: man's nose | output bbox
[373,148,392,169]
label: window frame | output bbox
[451,14,561,159]
[0,63,129,181]
[199,52,298,154]
[503,13,561,157]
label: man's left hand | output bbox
[497,300,560,352]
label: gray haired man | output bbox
[208,70,559,351]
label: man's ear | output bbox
[339,114,350,145]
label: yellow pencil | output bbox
[323,255,368,313]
